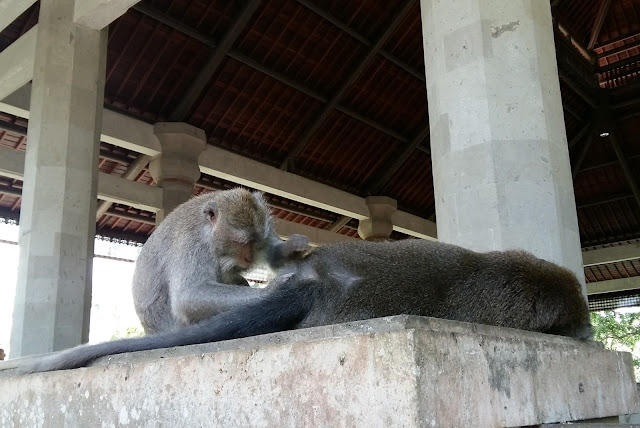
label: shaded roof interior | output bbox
[1,0,640,285]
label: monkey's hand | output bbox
[266,234,311,268]
[282,234,311,259]
[269,272,295,288]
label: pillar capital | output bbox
[358,196,397,241]
[149,122,207,223]
[153,122,207,149]
[149,122,207,185]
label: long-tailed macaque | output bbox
[133,188,310,333]
[20,239,591,373]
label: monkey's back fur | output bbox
[294,239,590,338]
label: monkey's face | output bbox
[202,189,272,273]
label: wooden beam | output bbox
[368,123,430,194]
[583,242,640,266]
[104,208,154,225]
[74,0,141,30]
[595,30,640,49]
[0,25,36,101]
[335,106,408,142]
[227,52,327,102]
[279,0,416,170]
[568,123,592,149]
[608,131,640,209]
[572,132,595,179]
[294,0,423,81]
[588,0,613,50]
[133,3,411,147]
[132,3,215,48]
[597,38,640,59]
[197,145,438,240]
[169,0,262,121]
[0,186,22,197]
[96,154,151,219]
[577,193,634,209]
[587,276,640,295]
[0,86,438,240]
[0,144,162,212]
[327,215,352,233]
[558,70,597,107]
[0,145,25,181]
[274,218,359,245]
[0,0,36,33]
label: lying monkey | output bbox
[132,188,310,333]
[20,239,591,373]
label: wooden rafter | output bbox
[132,3,418,149]
[367,123,431,194]
[279,0,417,170]
[294,0,423,82]
[588,0,613,50]
[96,154,151,219]
[571,131,595,179]
[169,0,263,121]
[558,70,597,107]
[597,38,640,59]
[568,123,593,149]
[327,215,352,233]
[595,30,640,49]
[608,131,640,208]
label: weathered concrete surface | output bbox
[0,316,637,427]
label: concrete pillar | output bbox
[10,0,107,357]
[149,122,207,224]
[358,196,397,241]
[420,0,585,294]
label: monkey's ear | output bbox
[203,205,217,225]
[251,191,268,210]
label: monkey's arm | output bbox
[265,233,310,269]
[173,274,293,325]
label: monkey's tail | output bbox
[19,282,314,374]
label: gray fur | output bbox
[132,188,309,333]
[20,237,591,374]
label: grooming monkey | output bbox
[132,188,310,334]
[21,238,591,373]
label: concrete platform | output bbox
[0,315,637,427]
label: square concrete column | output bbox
[149,123,207,224]
[10,0,108,357]
[358,196,397,241]
[420,0,585,294]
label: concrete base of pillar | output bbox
[0,316,637,427]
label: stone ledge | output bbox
[0,315,637,427]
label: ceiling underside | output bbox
[1,0,640,286]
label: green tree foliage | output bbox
[591,310,640,371]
